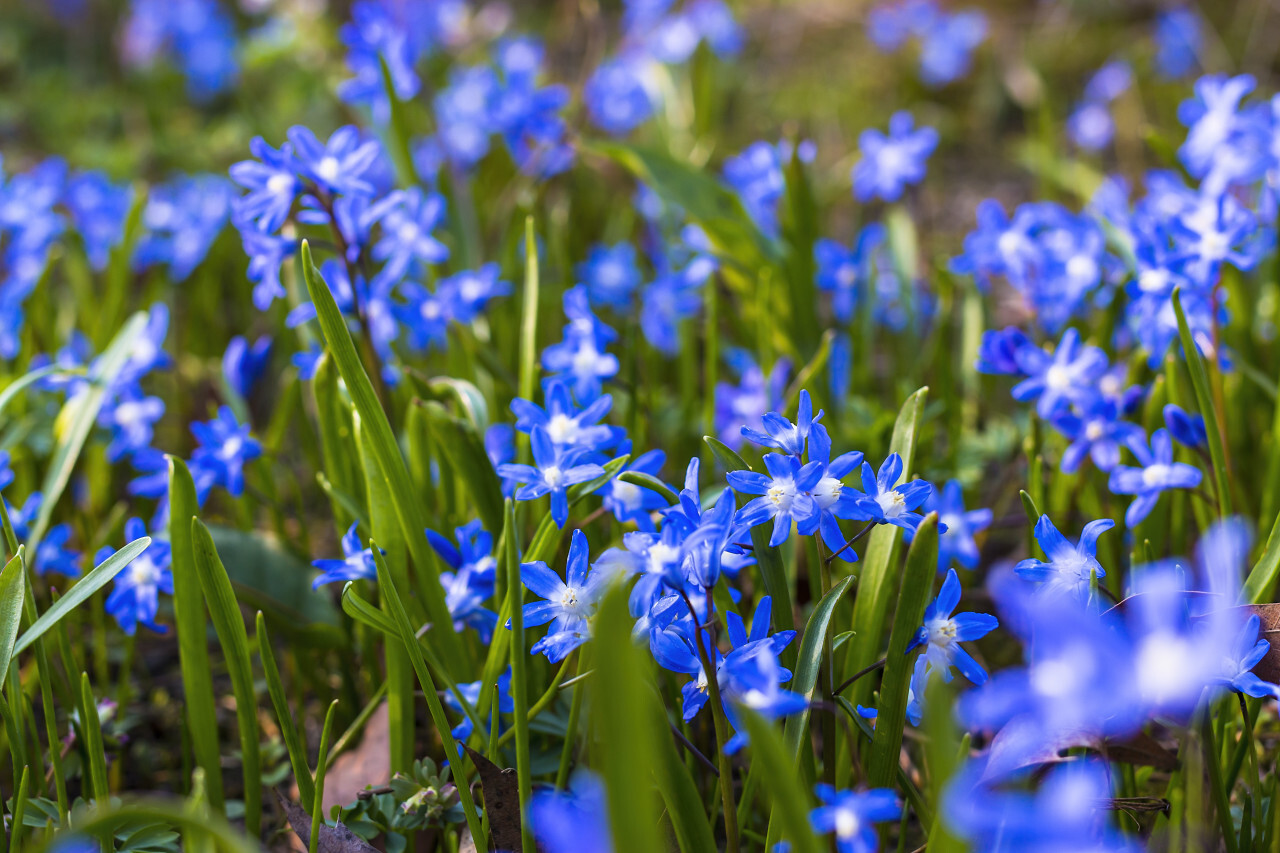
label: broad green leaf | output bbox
[518,217,540,406]
[420,376,490,433]
[311,352,363,533]
[0,549,25,684]
[191,519,262,837]
[617,470,679,505]
[737,708,822,853]
[167,458,225,812]
[767,574,855,849]
[368,545,487,851]
[14,538,149,657]
[256,612,314,809]
[503,500,535,852]
[1172,287,1232,519]
[419,400,504,536]
[591,585,663,853]
[299,241,464,667]
[845,387,928,712]
[27,311,148,555]
[869,513,939,787]
[704,435,751,472]
[780,143,820,355]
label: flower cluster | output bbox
[868,0,987,87]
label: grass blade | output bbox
[309,700,340,853]
[868,513,938,787]
[311,353,363,532]
[191,519,262,837]
[256,612,314,809]
[502,500,535,852]
[518,217,540,409]
[1172,287,1232,519]
[27,311,147,555]
[299,241,464,668]
[737,707,822,853]
[168,457,224,811]
[80,672,109,802]
[419,399,504,535]
[0,549,25,684]
[14,537,149,657]
[0,365,74,419]
[1245,510,1280,604]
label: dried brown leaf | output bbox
[275,791,378,853]
[461,744,522,852]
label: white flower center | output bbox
[767,480,797,511]
[543,466,564,488]
[316,156,341,184]
[267,173,293,195]
[1085,421,1105,441]
[1045,365,1072,391]
[558,586,580,610]
[1138,268,1169,293]
[876,489,906,518]
[647,542,680,575]
[812,476,844,510]
[834,808,860,839]
[546,414,579,445]
[612,479,642,510]
[1142,464,1169,488]
[928,617,958,648]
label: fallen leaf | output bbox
[462,744,522,851]
[275,791,379,853]
[457,825,478,853]
[291,703,391,811]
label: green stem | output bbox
[555,651,588,790]
[683,592,740,853]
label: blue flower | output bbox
[337,0,424,124]
[519,529,616,661]
[796,423,866,561]
[921,480,992,571]
[585,56,658,135]
[908,569,997,685]
[222,335,272,399]
[104,519,172,636]
[230,137,300,234]
[974,326,1033,375]
[446,263,512,323]
[529,771,612,853]
[852,112,937,203]
[312,522,378,588]
[741,388,822,456]
[714,353,789,450]
[0,450,14,493]
[189,405,262,498]
[1051,396,1143,474]
[446,669,513,742]
[99,386,165,463]
[918,10,986,87]
[730,453,824,547]
[724,141,788,237]
[847,453,933,533]
[238,223,295,310]
[64,171,132,271]
[1177,74,1257,180]
[287,126,383,197]
[510,380,621,457]
[599,449,669,530]
[135,174,234,281]
[1108,428,1202,527]
[640,271,703,355]
[1163,403,1207,449]
[1014,515,1113,600]
[485,424,518,496]
[580,242,642,309]
[121,0,239,100]
[34,524,81,578]
[1010,328,1108,418]
[427,520,499,642]
[1214,615,1280,700]
[498,426,607,528]
[541,293,621,402]
[1067,101,1115,151]
[371,188,449,286]
[1155,8,1201,79]
[810,786,900,853]
[6,492,40,540]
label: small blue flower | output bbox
[847,453,933,533]
[222,335,272,399]
[189,405,262,498]
[1014,515,1113,600]
[585,56,658,135]
[1163,403,1207,449]
[1214,615,1280,700]
[99,386,165,463]
[724,141,788,237]
[372,188,449,286]
[510,380,620,457]
[426,520,499,641]
[714,353,789,451]
[529,771,612,853]
[230,137,300,234]
[135,174,234,281]
[238,225,295,310]
[446,669,513,742]
[104,518,172,636]
[64,171,132,271]
[908,569,998,685]
[0,450,14,492]
[796,423,866,561]
[921,480,992,571]
[599,449,669,531]
[918,10,986,87]
[312,522,378,588]
[34,524,81,578]
[6,492,41,540]
[519,529,614,662]
[1155,8,1201,79]
[1051,397,1142,474]
[498,426,606,528]
[287,125,382,197]
[741,389,822,456]
[1010,328,1108,418]
[852,112,937,203]
[579,242,642,309]
[1108,429,1202,527]
[729,453,824,548]
[810,785,900,853]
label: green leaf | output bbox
[167,457,225,812]
[378,55,416,188]
[309,700,340,853]
[14,538,149,657]
[310,352,363,533]
[421,376,490,432]
[0,549,24,685]
[368,544,487,852]
[780,143,820,354]
[27,311,148,555]
[419,400,504,536]
[299,241,464,667]
[737,708,822,853]
[766,574,854,850]
[256,612,314,809]
[503,500,535,853]
[0,365,76,419]
[1244,510,1280,604]
[844,387,928,712]
[1172,287,1232,519]
[190,519,262,837]
[591,585,664,853]
[868,513,938,787]
[518,217,540,407]
[80,672,109,803]
[617,470,679,505]
[704,435,752,472]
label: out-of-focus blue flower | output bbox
[724,141,788,237]
[99,386,165,463]
[1177,74,1257,180]
[908,569,997,685]
[337,0,427,123]
[446,669,512,742]
[1164,403,1207,449]
[498,426,607,528]
[189,405,261,498]
[485,424,517,496]
[1014,515,1113,601]
[64,172,132,270]
[520,529,616,661]
[714,352,789,451]
[852,112,937,203]
[312,522,378,588]
[867,0,938,51]
[815,224,885,323]
[121,0,239,100]
[640,270,703,355]
[1108,428,1202,527]
[918,10,986,87]
[428,520,499,642]
[810,785,900,853]
[529,771,612,853]
[741,388,822,456]
[598,449,669,530]
[230,137,299,234]
[1155,8,1202,79]
[292,345,323,380]
[1010,329,1108,418]
[920,480,992,571]
[135,175,234,281]
[104,519,172,636]
[580,242,643,310]
[34,524,81,578]
[239,225,295,310]
[371,188,449,286]
[1214,614,1280,700]
[974,326,1033,375]
[1052,397,1143,474]
[6,493,40,540]
[846,453,933,533]
[222,335,272,399]
[541,288,621,402]
[1068,101,1116,151]
[288,126,382,197]
[448,263,512,323]
[585,56,659,135]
